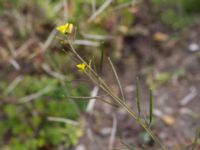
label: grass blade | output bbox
[136,78,141,117]
[108,57,125,101]
[149,88,153,125]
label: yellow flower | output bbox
[76,63,86,71]
[56,23,74,34]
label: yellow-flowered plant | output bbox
[56,23,167,150]
[56,23,74,34]
[76,63,86,71]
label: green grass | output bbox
[0,76,89,150]
[152,0,197,30]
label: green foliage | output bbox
[0,0,22,10]
[0,76,89,150]
[35,0,59,20]
[147,71,171,90]
[160,9,193,30]
[152,0,179,6]
[115,0,133,4]
[0,0,60,20]
[155,72,171,83]
[146,68,185,90]
[152,0,196,29]
[182,0,200,13]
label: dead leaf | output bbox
[153,32,169,42]
[162,115,175,126]
[118,25,129,34]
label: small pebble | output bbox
[189,43,199,52]
[153,109,163,117]
[125,85,135,93]
[159,132,167,139]
[100,127,112,136]
[75,144,86,150]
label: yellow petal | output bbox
[56,25,67,34]
[56,23,74,34]
[66,23,73,33]
[76,63,86,71]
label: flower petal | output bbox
[56,23,74,34]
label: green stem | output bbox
[67,42,166,150]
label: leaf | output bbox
[136,78,141,118]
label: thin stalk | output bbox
[136,78,141,117]
[108,57,125,101]
[149,88,153,125]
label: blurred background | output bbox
[0,0,200,150]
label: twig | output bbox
[108,114,117,150]
[74,39,100,47]
[42,29,57,51]
[112,0,137,11]
[19,86,54,103]
[4,39,21,70]
[29,29,57,59]
[3,76,23,95]
[180,86,197,106]
[88,0,113,22]
[47,116,79,126]
[83,34,114,40]
[9,59,20,70]
[86,86,99,113]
